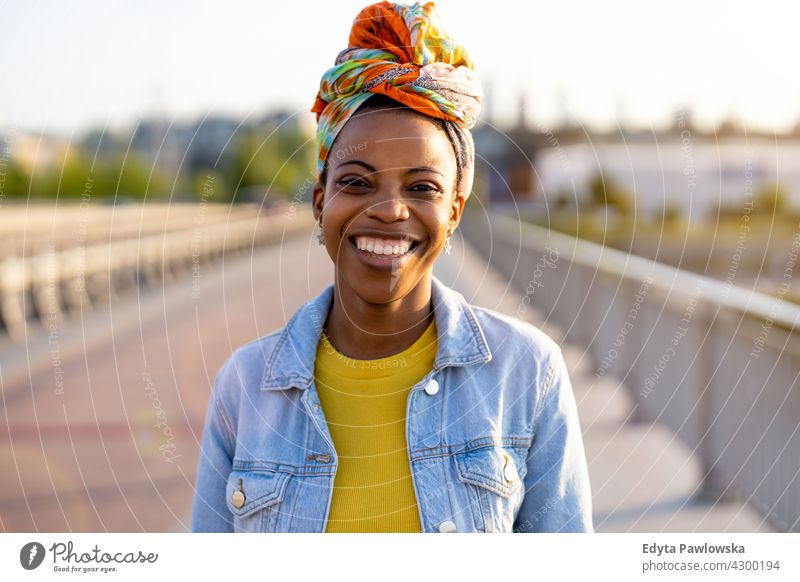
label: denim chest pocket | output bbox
[225,470,292,532]
[454,446,528,532]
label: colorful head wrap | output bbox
[311,1,482,187]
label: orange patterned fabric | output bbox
[311,1,482,178]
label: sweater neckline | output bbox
[316,319,438,380]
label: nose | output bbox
[364,188,410,223]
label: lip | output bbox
[348,236,422,271]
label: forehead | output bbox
[329,108,456,174]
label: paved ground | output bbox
[0,234,773,532]
[0,237,333,532]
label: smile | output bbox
[348,236,422,270]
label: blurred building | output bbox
[535,134,800,220]
[81,110,301,174]
[127,116,242,175]
[474,106,800,219]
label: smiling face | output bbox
[312,106,467,304]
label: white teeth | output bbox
[354,236,414,257]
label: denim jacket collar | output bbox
[261,275,493,391]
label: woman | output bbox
[192,0,592,533]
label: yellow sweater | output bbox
[314,318,437,533]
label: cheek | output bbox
[407,205,451,258]
[321,197,361,247]
[424,205,452,239]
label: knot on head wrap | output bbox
[311,1,482,181]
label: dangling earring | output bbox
[443,229,452,255]
[317,216,325,246]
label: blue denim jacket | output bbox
[191,275,593,533]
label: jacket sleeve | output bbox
[513,347,594,532]
[191,359,237,532]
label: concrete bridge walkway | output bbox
[0,230,771,532]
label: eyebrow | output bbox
[337,160,376,173]
[407,166,445,177]
[337,160,445,177]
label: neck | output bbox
[324,273,435,360]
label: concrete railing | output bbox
[460,210,800,533]
[0,206,314,342]
[0,203,265,260]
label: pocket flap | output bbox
[225,470,291,518]
[455,446,524,498]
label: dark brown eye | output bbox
[409,183,442,195]
[337,177,369,189]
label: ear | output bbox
[449,191,467,233]
[312,179,325,221]
[450,156,474,232]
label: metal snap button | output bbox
[231,490,245,509]
[232,479,246,509]
[438,520,457,533]
[503,453,518,482]
[424,379,439,396]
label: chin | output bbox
[338,258,422,301]
[340,270,410,304]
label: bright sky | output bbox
[2,0,798,136]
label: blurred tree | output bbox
[588,171,633,215]
[32,149,93,198]
[754,182,789,216]
[227,125,314,203]
[27,151,171,199]
[660,203,682,229]
[468,163,487,207]
[190,170,227,201]
[1,160,30,197]
[14,117,314,202]
[94,154,171,199]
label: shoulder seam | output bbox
[530,346,562,435]
[211,358,239,455]
[212,391,237,455]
